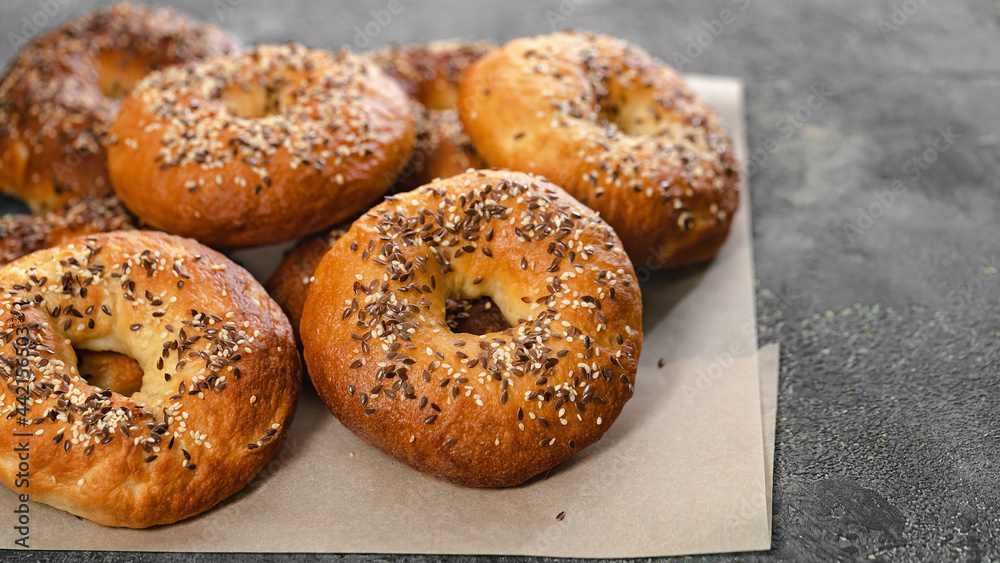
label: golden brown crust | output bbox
[266,226,350,341]
[0,231,301,527]
[107,44,415,248]
[366,41,493,193]
[0,3,238,213]
[0,196,136,266]
[300,169,642,487]
[459,31,741,269]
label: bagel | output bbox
[0,231,301,527]
[107,43,415,248]
[0,196,136,266]
[459,31,740,268]
[367,41,493,192]
[0,3,238,213]
[300,169,642,487]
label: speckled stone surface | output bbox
[0,0,997,561]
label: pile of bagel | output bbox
[0,4,739,527]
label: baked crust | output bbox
[300,169,642,487]
[459,31,741,269]
[0,3,238,213]
[0,231,301,527]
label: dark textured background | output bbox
[1,0,998,561]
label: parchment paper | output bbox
[2,76,778,557]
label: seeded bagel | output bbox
[0,3,238,213]
[301,169,642,487]
[459,31,740,268]
[107,44,415,248]
[0,231,301,527]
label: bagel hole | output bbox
[77,349,145,397]
[446,296,511,335]
[222,80,289,119]
[598,95,663,137]
[93,52,150,100]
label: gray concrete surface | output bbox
[0,0,998,561]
